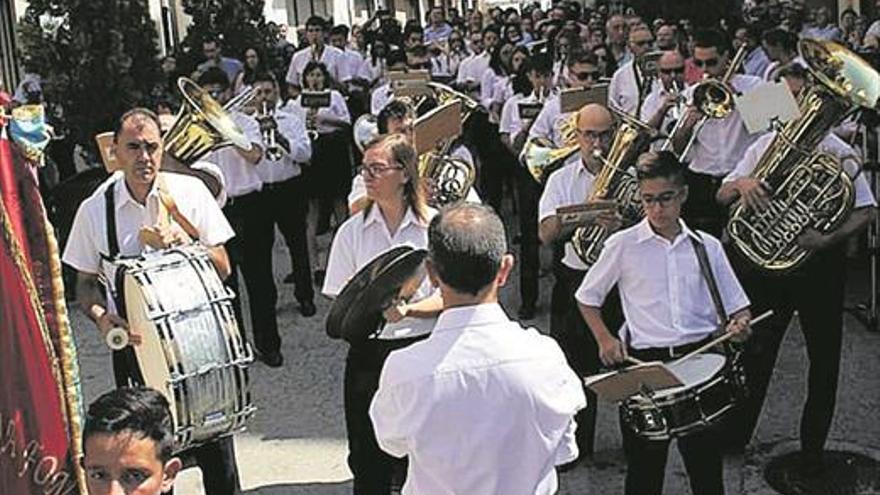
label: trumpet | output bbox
[667,80,685,125]
[305,107,320,141]
[257,101,285,161]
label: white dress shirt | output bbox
[609,60,658,116]
[724,132,877,209]
[370,303,586,495]
[203,111,264,198]
[538,155,597,271]
[341,48,364,82]
[63,172,235,275]
[370,82,394,116]
[742,46,771,78]
[457,52,490,88]
[576,218,750,349]
[285,45,347,86]
[480,68,505,122]
[255,105,312,183]
[529,93,572,147]
[683,73,764,177]
[640,84,680,142]
[358,58,386,86]
[499,92,531,140]
[290,90,351,135]
[322,205,438,339]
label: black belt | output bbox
[261,176,300,191]
[225,189,260,207]
[685,169,724,188]
[627,335,714,362]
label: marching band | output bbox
[48,5,880,495]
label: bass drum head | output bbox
[655,353,726,399]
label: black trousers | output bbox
[723,245,846,455]
[475,122,512,213]
[682,170,726,238]
[112,350,241,495]
[260,176,314,303]
[515,164,540,309]
[224,192,281,355]
[344,336,424,494]
[550,264,623,458]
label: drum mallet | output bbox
[672,310,774,366]
[105,327,130,350]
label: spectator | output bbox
[733,25,770,78]
[802,6,842,41]
[424,7,453,43]
[606,14,629,65]
[196,36,244,84]
[233,47,270,95]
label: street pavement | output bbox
[71,224,880,494]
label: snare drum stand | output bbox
[845,109,879,332]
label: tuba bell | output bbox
[163,77,253,165]
[727,39,880,272]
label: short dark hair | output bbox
[635,150,686,187]
[305,16,327,30]
[114,108,161,142]
[330,24,349,37]
[528,52,554,75]
[252,71,277,86]
[377,99,414,134]
[762,27,797,53]
[567,50,599,68]
[693,28,732,55]
[197,66,230,89]
[83,387,175,463]
[482,25,501,37]
[428,203,507,296]
[775,62,807,82]
[301,61,331,87]
[386,48,407,67]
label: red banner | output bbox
[0,128,85,493]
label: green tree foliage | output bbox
[178,0,272,73]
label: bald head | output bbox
[577,103,613,130]
[575,104,614,165]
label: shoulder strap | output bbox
[104,183,119,258]
[689,234,728,326]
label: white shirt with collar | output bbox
[742,46,771,78]
[370,82,394,115]
[62,172,235,275]
[683,73,764,177]
[358,58,386,86]
[203,111,264,198]
[255,104,312,184]
[322,205,438,339]
[539,154,597,271]
[285,44,347,86]
[457,52,490,86]
[290,89,351,135]
[528,93,572,147]
[341,48,364,82]
[640,84,680,142]
[576,218,750,349]
[500,92,532,140]
[479,67,505,114]
[609,60,658,116]
[369,302,586,495]
[724,131,877,209]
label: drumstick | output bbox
[671,310,774,366]
[624,356,647,366]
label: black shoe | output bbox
[313,269,326,287]
[299,300,317,317]
[257,350,284,368]
[518,303,536,320]
[283,272,296,284]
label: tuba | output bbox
[163,78,253,165]
[571,110,654,267]
[661,44,747,157]
[727,39,880,272]
[520,113,580,183]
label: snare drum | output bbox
[621,353,745,441]
[118,245,255,451]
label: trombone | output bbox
[661,44,748,157]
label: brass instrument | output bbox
[353,113,379,152]
[305,107,320,141]
[661,44,748,157]
[163,77,253,165]
[727,39,880,272]
[571,110,654,267]
[520,113,580,183]
[256,101,285,161]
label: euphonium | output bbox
[520,113,580,183]
[661,44,747,157]
[163,77,253,165]
[571,110,654,267]
[727,39,880,272]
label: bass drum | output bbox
[118,245,255,451]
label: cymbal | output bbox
[326,246,429,343]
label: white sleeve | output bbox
[574,233,623,307]
[529,99,556,141]
[538,170,565,222]
[499,97,520,136]
[369,360,411,458]
[190,183,235,247]
[723,134,770,182]
[280,112,312,163]
[62,201,102,275]
[322,220,358,297]
[479,69,495,109]
[608,68,624,111]
[348,174,366,208]
[235,113,263,145]
[285,54,300,86]
[331,91,352,124]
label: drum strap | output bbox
[689,235,728,327]
[104,184,119,259]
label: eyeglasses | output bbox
[660,67,685,75]
[360,162,404,178]
[693,57,720,68]
[573,70,600,81]
[578,128,614,142]
[640,190,682,207]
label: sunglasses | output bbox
[660,67,685,75]
[693,57,720,68]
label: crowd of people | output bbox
[44,0,880,494]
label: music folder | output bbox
[389,69,432,98]
[584,362,683,403]
[556,200,618,227]
[518,101,543,120]
[300,91,332,109]
[560,84,609,113]
[735,81,801,134]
